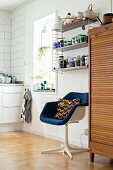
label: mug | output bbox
[77,12,83,19]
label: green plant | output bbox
[37,46,50,60]
[32,75,43,82]
[32,71,47,82]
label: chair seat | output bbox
[40,115,68,125]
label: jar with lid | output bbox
[68,57,75,67]
[59,56,64,68]
[76,55,80,66]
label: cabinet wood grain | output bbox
[89,23,113,162]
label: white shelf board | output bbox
[53,66,88,72]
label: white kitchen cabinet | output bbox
[0,86,2,93]
[0,107,2,123]
[3,93,22,107]
[3,107,21,123]
[0,84,23,123]
[0,93,2,107]
[3,86,23,93]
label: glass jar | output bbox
[76,55,80,66]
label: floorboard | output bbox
[0,131,113,170]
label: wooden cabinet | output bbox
[89,23,113,162]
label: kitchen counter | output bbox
[0,84,23,86]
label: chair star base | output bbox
[41,144,88,159]
[41,124,88,159]
[41,144,72,159]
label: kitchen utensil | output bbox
[84,4,95,19]
[77,12,83,19]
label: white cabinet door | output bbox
[3,107,21,123]
[0,93,2,107]
[0,86,2,93]
[3,86,23,93]
[0,107,3,123]
[3,93,23,107]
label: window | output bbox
[33,13,56,92]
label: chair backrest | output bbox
[63,92,88,104]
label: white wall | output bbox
[11,0,112,147]
[0,11,11,74]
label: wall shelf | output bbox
[62,18,97,32]
[53,66,88,72]
[54,42,88,52]
[52,17,94,72]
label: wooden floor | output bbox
[0,131,113,170]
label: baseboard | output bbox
[22,126,88,149]
[0,123,22,132]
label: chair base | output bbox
[41,124,88,159]
[41,144,88,159]
[42,143,73,159]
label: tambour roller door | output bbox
[90,32,113,146]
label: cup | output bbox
[77,12,83,19]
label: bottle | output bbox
[66,13,72,24]
[44,81,47,89]
[12,76,16,84]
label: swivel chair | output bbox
[40,92,88,159]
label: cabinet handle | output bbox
[3,106,20,108]
[3,92,22,94]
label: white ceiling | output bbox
[0,0,32,12]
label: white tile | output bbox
[18,21,23,29]
[0,32,4,39]
[20,59,24,66]
[11,60,14,67]
[0,60,4,67]
[5,60,10,68]
[20,43,24,50]
[12,25,15,31]
[21,66,24,73]
[15,30,18,38]
[11,46,14,53]
[5,25,11,32]
[20,36,24,43]
[5,18,11,25]
[0,46,4,53]
[4,67,10,74]
[14,67,18,74]
[17,44,21,51]
[0,39,4,46]
[12,17,15,25]
[5,32,11,39]
[5,39,11,46]
[10,67,13,74]
[0,18,5,25]
[20,28,24,36]
[17,74,24,81]
[13,68,16,74]
[5,53,10,60]
[0,53,4,60]
[12,31,15,39]
[11,53,14,60]
[17,67,20,74]
[0,67,4,72]
[5,46,10,53]
[15,38,18,45]
[0,25,4,32]
[14,59,18,67]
